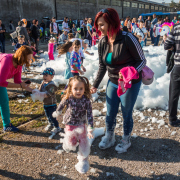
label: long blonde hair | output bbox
[63,76,91,100]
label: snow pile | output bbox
[34,44,175,109]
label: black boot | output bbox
[169,119,180,127]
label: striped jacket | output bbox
[93,30,146,88]
[164,23,180,65]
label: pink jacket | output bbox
[48,43,54,60]
[117,66,139,97]
[0,54,22,87]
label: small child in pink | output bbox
[92,31,98,46]
[48,38,55,60]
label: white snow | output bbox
[132,133,138,138]
[93,110,100,117]
[171,131,176,136]
[33,44,175,110]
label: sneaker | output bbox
[51,127,61,134]
[99,130,116,149]
[44,124,53,132]
[169,119,180,127]
[3,123,19,133]
[75,157,89,174]
[115,135,131,153]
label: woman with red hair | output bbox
[0,46,33,132]
[91,8,146,153]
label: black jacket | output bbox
[93,31,146,88]
[31,25,40,40]
[0,24,6,40]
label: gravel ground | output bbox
[0,38,179,180]
[0,97,180,180]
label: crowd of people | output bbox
[0,8,180,174]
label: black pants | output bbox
[169,66,180,121]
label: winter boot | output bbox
[75,157,89,174]
[98,130,116,149]
[115,135,131,153]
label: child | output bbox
[12,35,26,51]
[70,40,86,76]
[161,34,167,46]
[52,76,94,174]
[92,31,97,46]
[32,68,61,136]
[58,41,73,79]
[72,23,77,36]
[136,35,144,48]
[83,39,94,56]
[48,38,55,60]
[75,28,81,39]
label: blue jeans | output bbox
[154,35,160,46]
[144,38,147,46]
[44,105,59,128]
[150,28,154,43]
[106,80,141,136]
[0,38,5,53]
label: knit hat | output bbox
[40,67,55,75]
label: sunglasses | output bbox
[100,9,110,15]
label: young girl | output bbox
[12,35,26,51]
[48,38,55,60]
[92,31,98,46]
[58,41,73,79]
[70,40,86,76]
[53,76,93,174]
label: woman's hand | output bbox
[90,87,97,94]
[119,72,123,79]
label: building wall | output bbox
[0,0,172,29]
[0,0,55,29]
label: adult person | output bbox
[164,22,180,127]
[9,20,15,33]
[131,18,138,34]
[86,18,93,47]
[123,16,129,32]
[0,46,33,132]
[62,17,70,33]
[150,14,157,44]
[138,15,144,24]
[172,16,177,24]
[58,30,68,44]
[134,21,147,47]
[16,20,30,45]
[31,19,40,53]
[145,16,151,32]
[77,19,80,28]
[68,18,73,31]
[153,18,162,46]
[81,19,87,38]
[91,8,146,153]
[0,19,6,53]
[50,17,59,38]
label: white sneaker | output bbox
[115,135,131,153]
[51,127,61,134]
[99,130,116,149]
[75,158,89,174]
[44,124,53,132]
